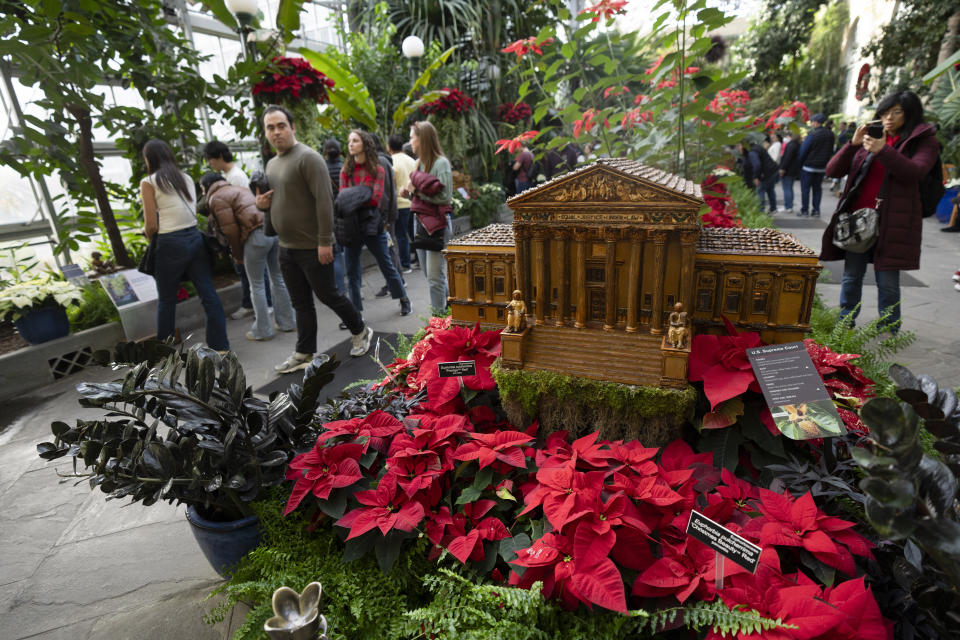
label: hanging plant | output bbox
[418,88,475,118]
[497,101,532,124]
[252,56,335,104]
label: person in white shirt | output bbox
[767,132,782,163]
[389,133,417,272]
[203,140,266,319]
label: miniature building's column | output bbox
[649,230,667,334]
[625,229,644,333]
[448,259,457,301]
[465,259,475,303]
[603,229,618,331]
[514,226,529,317]
[574,227,588,328]
[740,270,757,322]
[679,229,698,315]
[484,258,493,304]
[801,273,817,324]
[766,271,783,327]
[533,229,548,325]
[556,230,569,326]
[712,267,727,322]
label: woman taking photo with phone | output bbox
[141,139,229,351]
[820,90,939,333]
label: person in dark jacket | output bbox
[322,139,347,296]
[370,133,406,300]
[820,90,939,333]
[778,131,802,213]
[741,137,779,213]
[797,113,835,217]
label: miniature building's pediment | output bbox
[507,159,703,209]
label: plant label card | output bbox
[60,263,88,287]
[746,342,844,440]
[438,361,476,378]
[99,270,141,308]
[686,510,761,573]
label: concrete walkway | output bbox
[1,196,958,639]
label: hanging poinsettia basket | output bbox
[252,56,335,104]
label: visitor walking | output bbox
[389,134,417,272]
[402,121,453,314]
[741,137,778,213]
[779,131,801,214]
[255,105,373,373]
[201,172,295,342]
[322,139,347,295]
[797,113,835,217]
[513,143,535,193]
[820,90,939,333]
[370,133,406,300]
[339,129,411,317]
[141,139,228,351]
[767,132,782,164]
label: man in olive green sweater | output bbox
[256,105,373,373]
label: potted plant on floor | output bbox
[37,343,336,576]
[0,274,83,344]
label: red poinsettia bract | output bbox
[495,130,539,155]
[336,476,425,539]
[284,442,365,515]
[579,0,629,23]
[501,36,554,60]
[688,319,764,409]
[454,430,533,469]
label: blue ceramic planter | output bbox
[14,305,70,345]
[185,505,262,578]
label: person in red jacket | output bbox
[201,173,296,341]
[820,90,939,333]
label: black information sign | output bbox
[686,510,761,573]
[437,361,477,378]
[745,341,844,440]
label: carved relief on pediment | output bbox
[548,172,662,203]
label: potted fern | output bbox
[37,342,335,576]
[0,275,83,344]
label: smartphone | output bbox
[866,121,884,138]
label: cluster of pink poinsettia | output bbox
[283,320,891,638]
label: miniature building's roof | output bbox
[506,158,702,205]
[449,223,516,246]
[697,227,818,258]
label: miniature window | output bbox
[497,308,503,318]
[587,268,605,283]
[666,294,675,307]
[478,307,485,318]
[724,291,741,314]
[475,276,485,293]
[552,287,558,299]
[697,289,713,312]
[494,277,505,294]
[643,293,652,307]
[752,292,768,314]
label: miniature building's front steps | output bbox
[520,324,665,387]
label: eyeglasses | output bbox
[882,109,904,118]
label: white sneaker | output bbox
[952,271,960,282]
[350,325,374,357]
[275,351,313,373]
[230,307,254,320]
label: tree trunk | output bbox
[66,104,134,267]
[933,11,960,92]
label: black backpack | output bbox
[920,154,944,218]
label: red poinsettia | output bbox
[765,101,810,131]
[446,516,512,564]
[744,489,874,576]
[689,318,764,409]
[820,577,893,640]
[318,410,405,452]
[336,475,425,539]
[579,0,629,23]
[520,464,605,531]
[573,109,599,138]
[501,36,555,60]
[497,101,533,124]
[633,537,745,603]
[454,430,533,469]
[706,89,751,123]
[495,130,539,155]
[414,323,502,406]
[419,88,475,117]
[284,441,365,515]
[621,107,652,129]
[252,56,335,104]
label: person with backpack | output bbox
[797,113,835,217]
[820,90,940,333]
[741,135,780,213]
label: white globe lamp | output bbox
[402,35,425,59]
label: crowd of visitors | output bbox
[142,106,454,373]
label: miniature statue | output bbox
[263,581,327,640]
[667,302,689,349]
[89,251,118,275]
[505,290,527,333]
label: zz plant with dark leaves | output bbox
[37,345,337,521]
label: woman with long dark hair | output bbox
[141,139,229,350]
[339,129,411,316]
[821,90,939,332]
[401,121,453,314]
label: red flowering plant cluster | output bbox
[699,169,742,229]
[705,89,751,125]
[579,0,629,23]
[418,88,475,118]
[765,101,811,131]
[498,101,533,124]
[494,130,539,156]
[280,319,890,634]
[252,56,335,104]
[501,36,555,61]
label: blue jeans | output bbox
[839,250,901,332]
[154,227,229,351]
[781,175,795,210]
[800,170,825,215]
[755,174,777,212]
[415,214,453,314]
[244,228,295,339]
[235,261,270,309]
[395,207,412,269]
[344,230,407,312]
[332,243,347,294]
